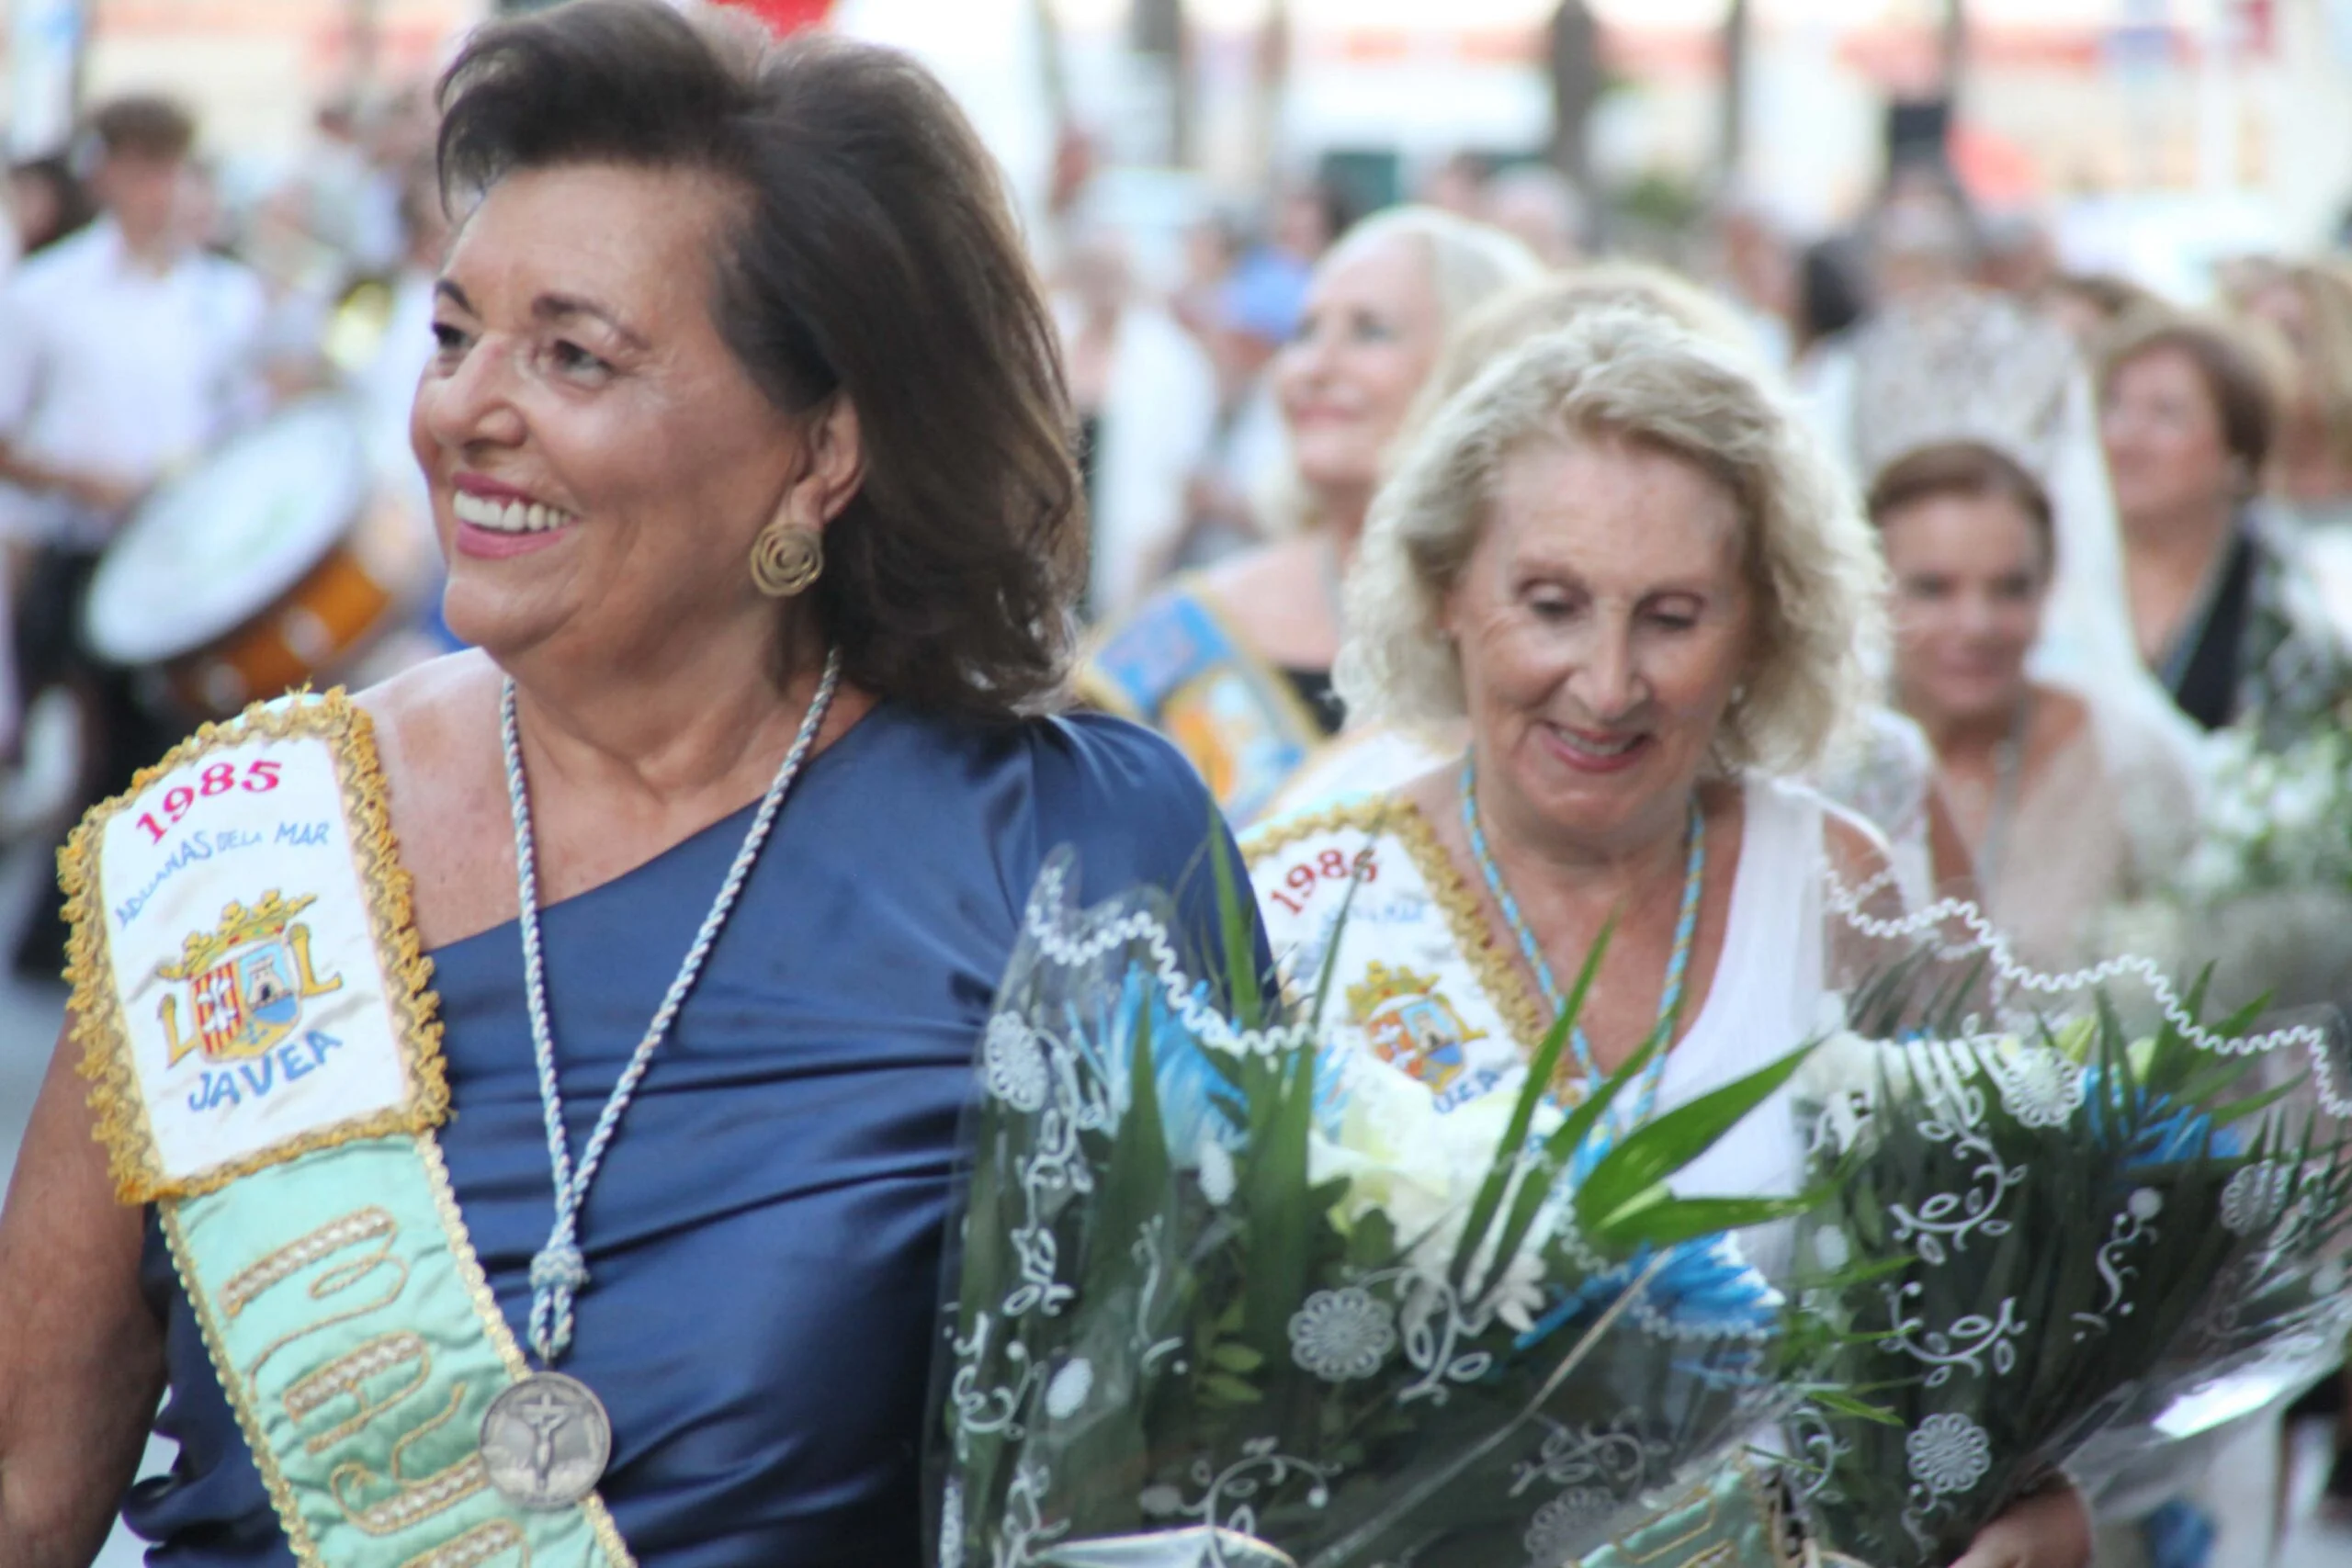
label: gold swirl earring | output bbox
[750,521,824,597]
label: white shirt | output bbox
[0,219,267,543]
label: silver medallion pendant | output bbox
[480,1371,613,1510]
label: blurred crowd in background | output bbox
[10,6,2352,1558]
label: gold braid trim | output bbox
[1244,794,1555,1060]
[62,689,451,1204]
[1245,792,1607,1108]
[1238,795,1398,869]
[161,1195,332,1568]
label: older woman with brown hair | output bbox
[0,4,1239,1564]
[2098,310,2351,743]
[1248,310,2090,1568]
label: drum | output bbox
[82,396,436,718]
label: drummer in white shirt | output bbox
[0,96,266,547]
[0,94,266,969]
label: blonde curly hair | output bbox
[1334,308,1886,776]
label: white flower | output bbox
[1906,1413,1992,1496]
[2269,754,2335,836]
[2128,1188,2164,1224]
[2221,1163,2293,1236]
[1045,1357,1093,1418]
[1289,1286,1397,1382]
[1308,1053,1566,1309]
[1792,1030,1886,1105]
[1812,1227,1851,1272]
[1524,1487,1614,1565]
[981,1015,1050,1112]
[1196,1137,1237,1207]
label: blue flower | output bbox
[2078,1066,2242,1168]
[1068,967,1244,1160]
[1513,1232,1782,1351]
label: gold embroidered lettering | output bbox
[231,1208,413,1380]
[396,1519,529,1568]
[333,1455,488,1536]
[284,1331,431,1453]
[225,1208,397,1317]
[328,1383,487,1535]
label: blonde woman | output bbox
[1080,205,1538,824]
[1246,310,2090,1568]
[1271,262,1966,904]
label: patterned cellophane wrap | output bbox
[59,689,449,1203]
[1787,862,2352,1568]
[939,841,1805,1568]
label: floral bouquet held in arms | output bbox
[933,850,1837,1568]
[1789,887,2352,1568]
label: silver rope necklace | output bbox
[475,649,842,1510]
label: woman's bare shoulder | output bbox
[352,650,514,950]
[355,649,500,751]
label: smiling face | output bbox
[1273,231,1445,510]
[413,162,806,671]
[1443,435,1753,857]
[1881,489,2048,730]
[2099,346,2236,529]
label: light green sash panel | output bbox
[63,694,634,1568]
[165,1137,629,1568]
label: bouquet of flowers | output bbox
[2173,728,2352,901]
[2107,727,2352,1015]
[933,851,1838,1568]
[1787,926,2352,1568]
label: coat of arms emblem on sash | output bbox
[155,891,345,1065]
[1345,960,1486,1092]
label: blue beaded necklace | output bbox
[1459,752,1706,1136]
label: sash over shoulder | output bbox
[1080,583,1329,826]
[1244,797,1561,1113]
[62,691,635,1568]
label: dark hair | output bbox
[89,96,196,163]
[2098,310,2278,476]
[1866,440,2056,569]
[7,156,95,253]
[437,0,1082,716]
[1795,238,1867,354]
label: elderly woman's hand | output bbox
[1946,1483,2093,1568]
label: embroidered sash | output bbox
[1245,799,1552,1113]
[62,692,635,1568]
[1080,585,1329,826]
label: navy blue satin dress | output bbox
[124,705,1241,1565]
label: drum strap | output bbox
[62,692,635,1568]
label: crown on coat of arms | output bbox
[156,891,320,982]
[1346,961,1436,1020]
